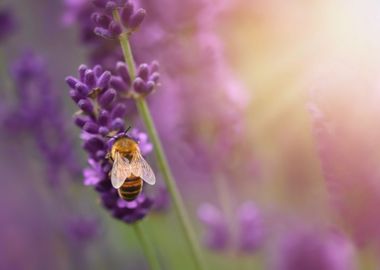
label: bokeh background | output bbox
[1,0,380,269]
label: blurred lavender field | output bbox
[1,0,380,269]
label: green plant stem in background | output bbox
[135,98,206,270]
[133,223,161,270]
[114,11,206,270]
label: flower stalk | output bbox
[114,12,206,270]
[133,223,161,270]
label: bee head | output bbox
[106,127,139,149]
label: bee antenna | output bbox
[124,126,131,135]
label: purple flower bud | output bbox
[146,81,155,93]
[99,126,110,136]
[133,77,147,93]
[84,70,96,88]
[120,3,134,28]
[128,9,146,31]
[111,117,124,131]
[110,76,128,92]
[66,76,80,89]
[83,137,106,154]
[137,64,149,81]
[97,71,111,89]
[98,110,110,126]
[109,21,122,37]
[116,62,131,85]
[74,115,90,128]
[99,88,116,107]
[78,64,88,82]
[150,72,160,83]
[93,65,103,77]
[69,89,80,103]
[75,82,90,96]
[111,103,127,119]
[78,99,94,114]
[84,122,100,134]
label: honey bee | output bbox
[108,128,156,201]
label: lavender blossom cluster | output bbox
[66,61,156,223]
[92,0,146,38]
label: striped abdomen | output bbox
[118,176,143,201]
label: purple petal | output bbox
[137,63,149,81]
[99,88,116,107]
[120,3,134,28]
[128,9,146,31]
[133,77,147,93]
[110,103,127,119]
[78,99,94,114]
[97,71,111,89]
[116,61,131,85]
[110,76,128,92]
[83,122,99,134]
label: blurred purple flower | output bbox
[1,51,80,186]
[66,64,155,223]
[198,203,229,251]
[65,216,100,244]
[308,66,380,248]
[198,201,264,253]
[152,185,170,212]
[0,7,17,42]
[273,228,356,270]
[237,202,264,252]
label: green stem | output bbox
[114,11,136,79]
[133,223,161,270]
[135,98,206,270]
[114,12,206,270]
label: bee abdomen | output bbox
[118,176,143,201]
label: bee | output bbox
[108,128,156,201]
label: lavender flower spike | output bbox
[66,64,154,224]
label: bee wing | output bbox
[130,153,156,185]
[111,151,131,189]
